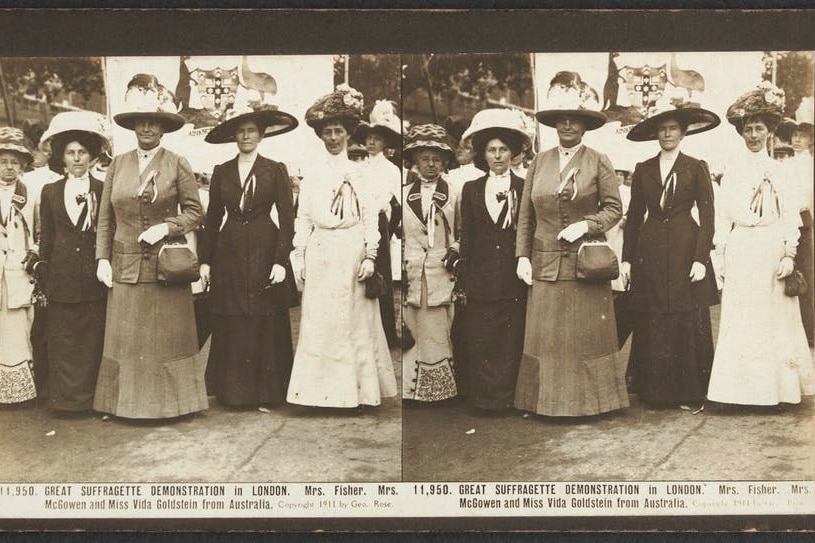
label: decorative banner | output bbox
[104,55,334,177]
[534,52,767,174]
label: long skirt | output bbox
[376,211,398,347]
[30,305,49,398]
[0,279,34,404]
[46,301,105,411]
[206,311,293,407]
[629,308,714,405]
[514,279,629,416]
[466,298,526,410]
[796,215,814,345]
[708,223,814,405]
[402,272,456,401]
[93,282,208,419]
[287,224,397,407]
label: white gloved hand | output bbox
[357,258,375,281]
[293,255,306,283]
[269,263,286,284]
[137,223,170,245]
[689,261,706,282]
[620,261,631,290]
[199,263,211,286]
[96,259,113,288]
[516,256,532,286]
[556,220,589,243]
[777,256,795,279]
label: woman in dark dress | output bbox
[200,105,298,408]
[458,109,530,411]
[37,112,110,412]
[622,102,720,411]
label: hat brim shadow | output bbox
[627,108,721,142]
[535,109,607,131]
[352,123,401,148]
[114,111,186,133]
[204,110,299,144]
[403,140,456,163]
[776,118,815,143]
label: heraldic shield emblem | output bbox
[620,64,668,115]
[192,66,239,119]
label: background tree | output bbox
[2,57,105,102]
[763,51,815,117]
[333,54,401,117]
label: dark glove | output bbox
[22,250,40,275]
[33,261,49,282]
[442,248,460,273]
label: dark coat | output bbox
[460,172,528,301]
[622,152,718,313]
[96,147,203,283]
[201,154,294,316]
[39,176,107,303]
[516,145,622,281]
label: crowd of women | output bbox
[402,75,814,416]
[0,70,812,421]
[0,79,398,419]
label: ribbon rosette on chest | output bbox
[75,192,98,232]
[135,169,160,204]
[495,188,519,230]
[555,167,579,201]
[426,190,452,248]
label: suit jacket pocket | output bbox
[111,240,141,284]
[531,238,558,281]
[5,268,33,308]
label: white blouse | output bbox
[293,149,380,255]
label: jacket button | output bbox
[562,251,569,256]
[495,244,500,249]
[143,254,149,260]
[75,247,80,252]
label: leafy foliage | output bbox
[762,51,814,117]
[2,57,105,102]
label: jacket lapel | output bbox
[405,179,424,225]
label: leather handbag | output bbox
[364,271,387,299]
[784,269,808,297]
[576,240,620,281]
[157,237,200,285]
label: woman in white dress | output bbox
[286,85,397,408]
[707,83,814,406]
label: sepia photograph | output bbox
[402,50,815,483]
[0,8,813,532]
[0,53,403,483]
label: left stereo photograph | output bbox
[0,54,404,483]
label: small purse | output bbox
[157,237,200,285]
[576,240,620,281]
[412,358,458,402]
[364,271,387,299]
[784,269,808,297]
[0,360,37,404]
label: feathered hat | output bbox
[535,71,606,131]
[776,96,814,142]
[305,84,364,133]
[352,99,401,148]
[114,73,186,133]
[726,81,786,133]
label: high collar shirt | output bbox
[558,143,583,172]
[64,173,91,225]
[484,170,511,224]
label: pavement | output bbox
[0,299,402,484]
[403,305,815,482]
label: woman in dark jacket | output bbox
[622,102,720,410]
[200,105,298,408]
[459,109,530,411]
[37,113,110,412]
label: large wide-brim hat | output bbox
[40,111,111,152]
[627,102,720,142]
[305,84,365,131]
[204,105,298,144]
[726,82,786,133]
[461,108,532,150]
[113,73,186,133]
[0,126,33,163]
[403,124,455,162]
[535,71,607,131]
[352,99,401,148]
[776,96,814,142]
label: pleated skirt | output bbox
[514,279,629,416]
[93,282,208,419]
